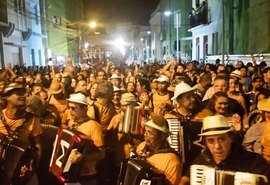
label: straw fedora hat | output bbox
[171,81,196,100]
[230,70,241,79]
[49,81,63,95]
[144,114,169,133]
[156,75,170,83]
[199,115,234,136]
[67,93,89,105]
[109,74,121,80]
[258,97,270,112]
[120,93,136,105]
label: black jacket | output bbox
[191,143,270,182]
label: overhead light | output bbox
[89,21,97,28]
[164,11,171,16]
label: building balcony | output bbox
[188,2,208,29]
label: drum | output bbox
[49,128,93,183]
[118,159,165,185]
[0,135,37,185]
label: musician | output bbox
[108,93,141,175]
[0,83,42,185]
[136,114,182,185]
[66,93,105,185]
[180,115,270,185]
[165,81,197,119]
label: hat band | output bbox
[203,126,231,133]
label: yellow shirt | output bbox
[152,92,172,115]
[71,119,104,176]
[48,95,68,118]
[0,109,42,145]
[136,141,182,185]
[87,100,116,130]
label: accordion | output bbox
[118,159,166,185]
[0,135,37,185]
[49,128,93,183]
[190,164,269,185]
[120,106,143,135]
[166,118,203,167]
[37,124,61,185]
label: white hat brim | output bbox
[171,88,197,100]
[198,127,234,136]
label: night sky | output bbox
[83,0,160,26]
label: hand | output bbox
[229,114,241,131]
[20,159,33,177]
[107,113,122,130]
[5,63,11,70]
[68,149,83,163]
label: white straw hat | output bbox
[230,70,241,79]
[171,81,196,100]
[67,93,89,105]
[156,75,170,83]
[199,115,234,136]
[144,114,169,133]
[109,74,121,80]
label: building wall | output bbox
[152,0,192,61]
[0,0,44,67]
[249,0,270,53]
[189,0,270,61]
[149,4,162,61]
[45,0,83,64]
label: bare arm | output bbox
[6,64,17,80]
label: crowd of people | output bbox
[0,55,270,185]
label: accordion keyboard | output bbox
[167,119,181,153]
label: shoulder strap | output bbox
[0,112,31,137]
[89,101,100,123]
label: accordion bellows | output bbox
[190,164,269,185]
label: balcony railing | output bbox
[188,2,208,28]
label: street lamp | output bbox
[164,10,181,62]
[89,21,97,29]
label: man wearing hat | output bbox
[243,97,270,154]
[108,93,145,181]
[109,74,122,89]
[108,92,138,130]
[181,115,270,184]
[136,114,182,185]
[66,93,105,185]
[112,86,122,113]
[165,81,197,119]
[0,83,42,185]
[151,75,173,115]
[48,81,68,118]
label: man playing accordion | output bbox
[181,115,270,185]
[65,93,105,185]
[0,83,43,185]
[136,114,182,185]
